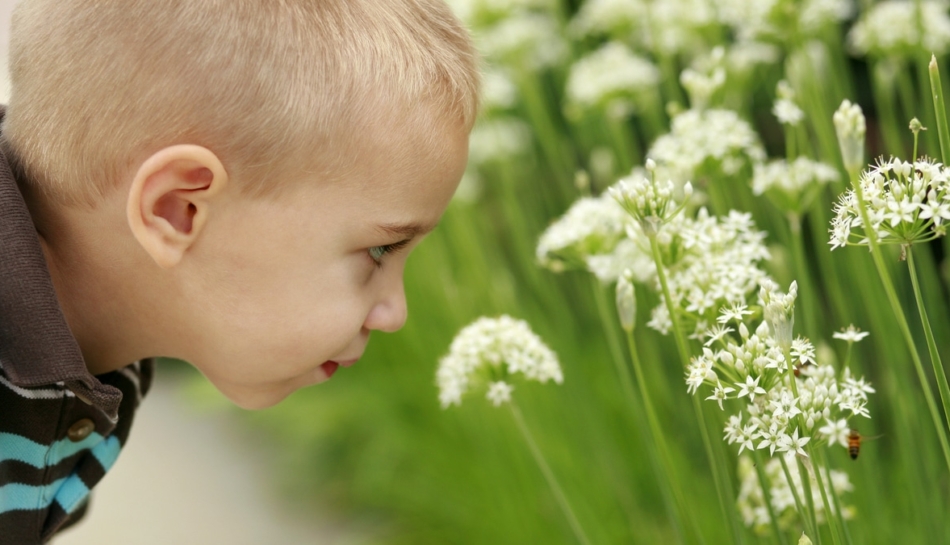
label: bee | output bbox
[793,360,811,378]
[847,429,882,460]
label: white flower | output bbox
[736,453,855,533]
[778,428,810,457]
[848,0,950,57]
[751,157,839,212]
[832,324,869,343]
[536,192,630,272]
[477,12,568,71]
[648,108,766,183]
[756,423,787,456]
[705,325,734,346]
[609,167,693,235]
[486,381,514,406]
[829,157,950,248]
[468,117,532,165]
[718,303,753,324]
[818,418,850,449]
[736,375,767,402]
[436,316,562,408]
[773,98,804,126]
[707,381,736,410]
[480,69,519,112]
[565,42,660,111]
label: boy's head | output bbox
[4,0,479,408]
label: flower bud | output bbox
[833,100,866,174]
[616,271,637,332]
[799,532,813,545]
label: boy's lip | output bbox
[319,358,358,379]
[330,358,359,368]
[320,361,340,378]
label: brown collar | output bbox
[0,106,122,418]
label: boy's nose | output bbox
[363,283,408,333]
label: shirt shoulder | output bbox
[0,359,155,544]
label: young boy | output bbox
[0,1,478,542]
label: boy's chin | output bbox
[214,382,296,410]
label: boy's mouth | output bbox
[320,359,358,379]
[320,361,340,378]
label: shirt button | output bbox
[67,418,96,442]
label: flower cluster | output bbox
[687,290,875,458]
[830,157,950,250]
[468,118,533,166]
[648,108,766,184]
[564,41,660,116]
[716,0,853,44]
[437,315,563,408]
[536,190,632,274]
[752,158,839,214]
[848,0,950,58]
[569,0,717,56]
[476,12,569,71]
[639,209,771,336]
[609,160,693,235]
[772,80,804,126]
[736,454,854,533]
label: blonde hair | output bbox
[2,0,479,208]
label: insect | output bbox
[847,429,882,460]
[793,360,811,377]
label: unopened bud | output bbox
[645,158,657,172]
[616,271,637,332]
[798,533,813,545]
[833,100,866,174]
[909,117,927,135]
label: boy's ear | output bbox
[126,145,229,268]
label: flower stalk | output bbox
[510,402,592,545]
[905,246,950,455]
[591,280,691,543]
[928,55,950,165]
[648,233,744,544]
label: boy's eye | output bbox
[368,239,411,267]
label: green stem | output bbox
[778,455,816,539]
[796,455,821,545]
[906,247,950,452]
[751,449,788,545]
[848,168,950,473]
[819,448,853,545]
[805,448,843,545]
[648,234,743,544]
[590,282,690,544]
[788,213,820,341]
[930,54,950,164]
[510,402,592,545]
[625,330,693,544]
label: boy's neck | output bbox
[18,179,163,375]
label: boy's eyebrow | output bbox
[376,221,438,238]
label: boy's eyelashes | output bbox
[367,239,412,268]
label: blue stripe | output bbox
[53,474,90,514]
[0,479,65,513]
[91,435,121,471]
[0,432,106,468]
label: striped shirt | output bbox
[0,112,154,544]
